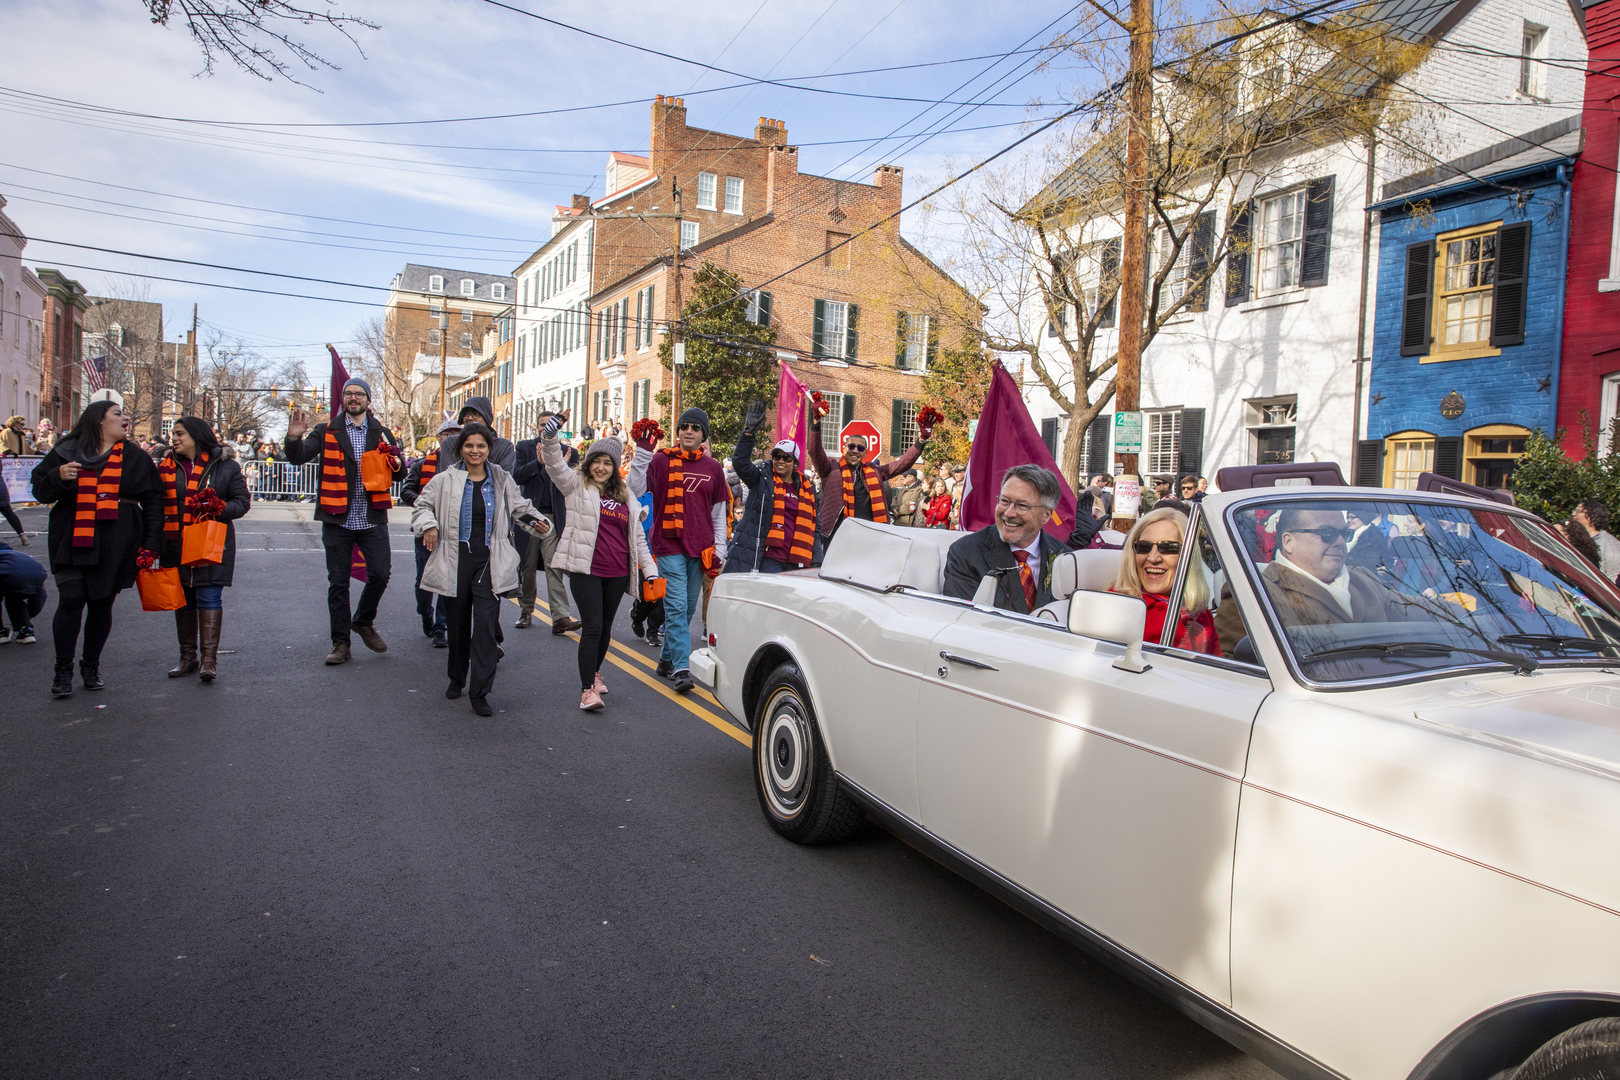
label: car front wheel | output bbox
[754,663,862,845]
[1512,1017,1620,1080]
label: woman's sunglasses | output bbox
[1132,540,1182,555]
[770,453,795,463]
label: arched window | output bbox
[1383,430,1436,489]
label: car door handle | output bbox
[939,651,999,671]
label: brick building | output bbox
[83,296,165,437]
[0,196,45,427]
[1554,0,1620,453]
[582,98,974,458]
[36,268,89,431]
[388,263,513,427]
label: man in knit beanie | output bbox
[627,406,728,694]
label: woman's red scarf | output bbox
[319,423,391,517]
[72,441,124,547]
[840,460,888,522]
[768,471,816,565]
[158,452,210,535]
[658,446,703,538]
[1133,589,1220,655]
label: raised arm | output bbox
[540,414,583,498]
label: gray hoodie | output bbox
[455,396,517,474]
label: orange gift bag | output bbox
[181,520,227,566]
[361,447,395,492]
[641,576,666,602]
[137,568,186,611]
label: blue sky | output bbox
[0,0,1088,378]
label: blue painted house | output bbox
[1361,117,1580,491]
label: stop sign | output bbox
[840,420,883,464]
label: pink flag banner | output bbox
[776,360,808,468]
[961,362,1077,542]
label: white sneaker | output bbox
[0,627,11,644]
[16,627,36,643]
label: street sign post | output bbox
[1113,411,1144,455]
[840,420,883,464]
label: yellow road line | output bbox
[505,596,749,747]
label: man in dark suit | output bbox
[943,464,1069,614]
[512,411,581,633]
[283,378,408,664]
[1262,507,1419,625]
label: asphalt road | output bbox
[1,504,1282,1080]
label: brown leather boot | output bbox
[325,640,351,665]
[197,609,222,682]
[169,609,200,677]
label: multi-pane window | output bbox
[460,279,475,296]
[428,328,441,346]
[461,310,472,322]
[818,391,846,445]
[901,313,930,369]
[1520,23,1547,97]
[428,275,444,293]
[680,221,699,250]
[1439,229,1497,349]
[491,283,505,300]
[460,332,472,348]
[1385,434,1435,489]
[1145,409,1182,475]
[821,301,849,359]
[898,400,920,447]
[1258,189,1306,293]
[1157,230,1190,305]
[696,172,717,211]
[724,176,743,214]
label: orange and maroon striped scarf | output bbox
[419,448,439,486]
[319,424,392,518]
[768,472,817,565]
[839,460,888,523]
[72,441,125,547]
[158,452,210,535]
[658,446,704,538]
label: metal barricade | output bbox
[240,460,405,504]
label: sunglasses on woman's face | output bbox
[770,453,794,463]
[1132,540,1182,555]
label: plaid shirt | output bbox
[343,413,371,530]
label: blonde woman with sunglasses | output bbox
[1110,506,1219,655]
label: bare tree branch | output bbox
[144,0,376,84]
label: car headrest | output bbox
[820,518,913,590]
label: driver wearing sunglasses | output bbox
[1264,507,1417,626]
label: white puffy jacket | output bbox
[542,434,658,587]
[410,463,539,598]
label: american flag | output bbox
[83,353,107,392]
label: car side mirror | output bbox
[1067,590,1151,673]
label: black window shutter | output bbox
[1299,176,1336,287]
[812,299,826,357]
[1400,241,1435,357]
[1434,436,1464,480]
[1177,408,1205,478]
[1355,439,1385,487]
[1491,221,1531,347]
[1086,413,1111,475]
[896,311,909,369]
[1226,200,1253,307]
[1041,417,1059,457]
[757,290,770,325]
[846,303,859,360]
[1188,212,1216,312]
[841,394,855,430]
[1100,239,1121,327]
[891,399,904,455]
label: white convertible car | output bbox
[690,471,1620,1080]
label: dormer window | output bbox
[428,275,444,293]
[1519,22,1548,98]
[491,282,506,300]
[460,279,476,297]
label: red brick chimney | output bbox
[755,117,787,146]
[873,164,904,219]
[650,95,688,171]
[766,144,800,212]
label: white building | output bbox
[0,196,45,427]
[511,200,599,438]
[1021,0,1586,484]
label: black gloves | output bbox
[742,400,767,435]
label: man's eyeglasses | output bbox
[1289,526,1351,544]
[1133,540,1182,555]
[996,496,1048,515]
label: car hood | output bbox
[1410,669,1620,782]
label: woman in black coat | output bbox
[29,401,164,698]
[159,417,251,682]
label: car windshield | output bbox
[1227,497,1620,683]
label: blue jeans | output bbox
[183,584,224,611]
[414,537,447,633]
[655,553,705,673]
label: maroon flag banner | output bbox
[960,362,1077,542]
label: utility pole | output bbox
[671,175,684,428]
[436,309,448,423]
[1112,0,1154,526]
